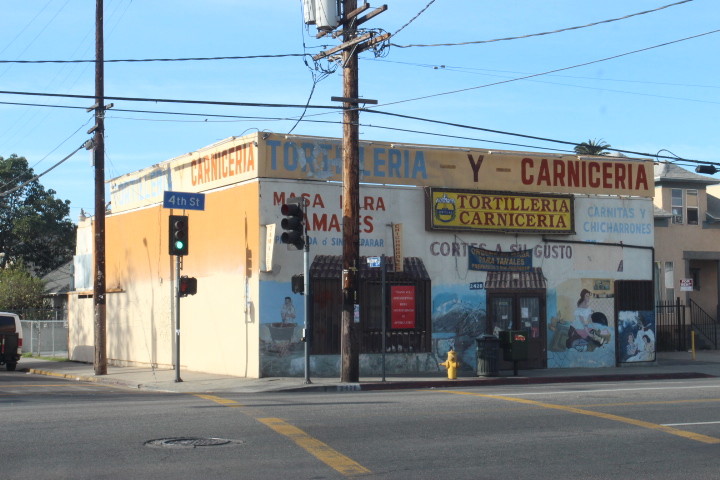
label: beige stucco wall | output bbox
[654,183,720,315]
[69,181,263,377]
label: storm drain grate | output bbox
[145,437,244,449]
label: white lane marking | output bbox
[490,384,720,397]
[662,421,720,426]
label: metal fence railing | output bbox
[20,320,68,357]
[16,309,68,358]
[689,299,718,349]
[655,298,686,352]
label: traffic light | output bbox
[179,276,197,297]
[291,274,304,295]
[169,215,189,256]
[280,202,305,249]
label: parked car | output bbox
[0,312,23,371]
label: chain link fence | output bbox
[16,309,68,358]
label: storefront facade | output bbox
[68,133,655,377]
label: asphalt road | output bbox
[2,370,720,479]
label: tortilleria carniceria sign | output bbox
[427,188,574,234]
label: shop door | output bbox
[488,293,546,369]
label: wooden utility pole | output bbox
[312,2,389,383]
[340,0,361,383]
[93,0,107,375]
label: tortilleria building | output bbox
[69,132,656,377]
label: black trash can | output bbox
[476,334,499,377]
[499,330,529,376]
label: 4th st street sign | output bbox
[163,191,205,211]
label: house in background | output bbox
[653,162,720,348]
[41,260,73,312]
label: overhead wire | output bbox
[391,0,437,38]
[391,0,694,48]
[0,53,310,64]
[0,140,88,198]
[0,117,93,192]
[363,108,717,164]
[289,2,338,135]
[0,2,715,175]
[374,28,720,108]
[0,90,710,165]
[0,89,342,110]
[0,0,53,57]
[370,58,720,91]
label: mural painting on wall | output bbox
[432,285,487,372]
[618,310,656,363]
[548,279,616,368]
[260,283,306,376]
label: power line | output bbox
[362,108,711,164]
[0,89,342,110]
[392,0,437,38]
[0,90,709,165]
[376,29,720,107]
[371,58,720,91]
[0,141,88,198]
[0,53,310,64]
[391,0,694,48]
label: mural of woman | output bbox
[566,288,608,349]
[567,289,593,345]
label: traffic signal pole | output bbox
[174,254,182,383]
[169,213,191,383]
[281,197,311,384]
[303,222,311,384]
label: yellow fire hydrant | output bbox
[439,349,460,379]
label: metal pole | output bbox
[303,201,311,384]
[381,254,386,382]
[174,255,182,382]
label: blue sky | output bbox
[1,0,718,219]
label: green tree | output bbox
[574,139,612,156]
[0,263,46,310]
[0,155,76,276]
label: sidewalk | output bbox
[18,350,720,394]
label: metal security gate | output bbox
[655,298,686,352]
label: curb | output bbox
[24,367,716,394]
[26,368,143,390]
[275,371,716,393]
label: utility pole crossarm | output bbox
[312,31,390,61]
[312,32,372,61]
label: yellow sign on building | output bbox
[427,188,574,234]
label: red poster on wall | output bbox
[391,285,416,329]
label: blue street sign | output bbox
[367,256,381,268]
[163,191,205,211]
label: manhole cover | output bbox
[145,437,244,449]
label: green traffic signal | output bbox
[169,215,189,256]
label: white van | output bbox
[0,312,23,371]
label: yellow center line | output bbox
[258,417,371,477]
[438,390,720,445]
[195,394,371,477]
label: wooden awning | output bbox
[485,267,546,290]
